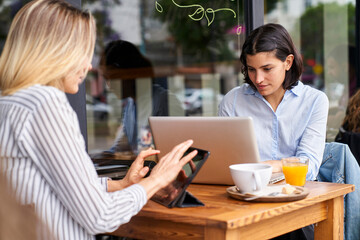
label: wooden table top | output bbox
[121,181,354,230]
[111,181,354,240]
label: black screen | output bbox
[150,147,209,207]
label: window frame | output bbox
[65,0,88,150]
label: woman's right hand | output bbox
[262,160,283,173]
[138,139,197,199]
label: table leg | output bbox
[314,196,344,240]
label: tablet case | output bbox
[172,190,204,208]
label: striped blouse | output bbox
[0,85,147,240]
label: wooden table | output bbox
[111,181,354,240]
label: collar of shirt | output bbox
[243,81,303,102]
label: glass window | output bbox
[0,1,32,51]
[264,0,356,141]
[84,0,246,157]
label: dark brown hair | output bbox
[343,89,360,132]
[240,23,303,90]
[99,40,154,80]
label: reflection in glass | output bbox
[84,0,245,156]
[151,159,196,205]
[98,40,184,153]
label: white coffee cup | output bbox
[229,163,272,193]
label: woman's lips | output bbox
[257,84,267,90]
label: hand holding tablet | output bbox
[150,147,210,208]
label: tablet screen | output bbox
[150,147,210,207]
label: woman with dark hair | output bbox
[335,89,360,164]
[219,23,329,240]
[219,23,329,182]
[0,1,196,239]
[240,23,303,91]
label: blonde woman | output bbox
[0,1,196,239]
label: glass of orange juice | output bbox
[281,157,309,186]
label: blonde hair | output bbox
[0,0,96,95]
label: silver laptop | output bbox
[149,116,262,185]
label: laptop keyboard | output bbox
[269,172,285,184]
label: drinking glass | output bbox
[281,157,309,186]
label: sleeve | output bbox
[21,92,147,234]
[99,177,110,192]
[218,91,234,116]
[296,92,329,180]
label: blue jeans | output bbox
[317,142,360,240]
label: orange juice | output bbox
[282,163,308,186]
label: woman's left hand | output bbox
[123,148,159,187]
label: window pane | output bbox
[264,0,356,141]
[0,1,32,52]
[84,0,245,156]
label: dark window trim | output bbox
[65,0,88,151]
[66,83,88,151]
[356,0,360,89]
[244,0,264,37]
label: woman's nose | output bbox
[254,71,264,84]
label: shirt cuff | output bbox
[99,177,110,192]
[123,184,148,212]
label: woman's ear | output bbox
[285,54,294,71]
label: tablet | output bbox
[150,147,210,208]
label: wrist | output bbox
[107,179,127,192]
[138,176,165,199]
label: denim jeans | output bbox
[317,142,360,240]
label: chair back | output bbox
[317,142,360,240]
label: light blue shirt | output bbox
[218,81,329,180]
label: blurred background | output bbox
[0,0,357,157]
